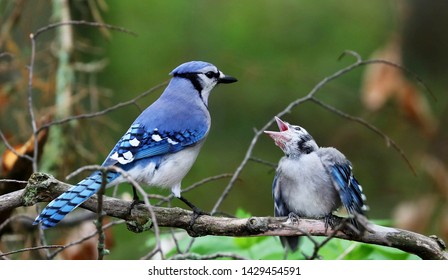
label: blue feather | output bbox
[33,61,235,229]
[33,170,120,229]
[272,171,300,252]
[330,163,366,215]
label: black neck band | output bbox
[174,73,203,92]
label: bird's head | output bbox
[170,61,237,106]
[264,116,318,157]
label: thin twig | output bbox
[162,173,233,253]
[37,82,168,133]
[213,50,424,215]
[65,164,164,259]
[249,157,278,169]
[26,20,138,172]
[0,245,65,258]
[48,220,123,259]
[156,173,234,207]
[32,20,137,40]
[304,219,350,260]
[0,52,13,59]
[0,214,34,233]
[0,179,28,184]
[4,173,447,260]
[170,252,248,260]
[310,96,416,175]
[27,34,38,172]
[96,169,108,260]
[339,50,436,101]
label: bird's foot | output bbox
[126,185,146,216]
[348,213,371,235]
[127,199,145,217]
[323,213,338,233]
[287,212,300,225]
[178,196,209,228]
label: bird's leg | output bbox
[127,185,144,217]
[287,212,300,225]
[132,185,142,202]
[178,195,209,227]
[323,213,337,233]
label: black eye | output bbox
[205,71,217,79]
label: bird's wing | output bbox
[272,171,291,218]
[329,161,366,216]
[102,122,207,167]
[272,170,301,252]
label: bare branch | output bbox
[310,97,416,175]
[0,245,65,258]
[96,170,108,260]
[0,179,28,185]
[26,20,138,172]
[36,82,168,134]
[170,252,248,260]
[2,173,446,260]
[156,173,234,207]
[63,165,164,259]
[27,34,38,172]
[47,220,123,260]
[215,51,420,214]
[32,20,137,40]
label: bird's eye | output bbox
[205,71,217,79]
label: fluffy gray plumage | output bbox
[265,117,368,252]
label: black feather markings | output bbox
[173,72,203,92]
[296,134,315,154]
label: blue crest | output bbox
[170,61,215,75]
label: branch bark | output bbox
[2,172,447,260]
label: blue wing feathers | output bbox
[35,124,207,229]
[330,163,366,216]
[33,61,227,229]
[103,123,207,167]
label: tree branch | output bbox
[2,172,446,260]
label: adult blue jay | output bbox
[264,117,368,252]
[33,61,237,229]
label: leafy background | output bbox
[0,0,447,259]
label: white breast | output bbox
[278,153,341,218]
[146,142,204,188]
[109,142,205,197]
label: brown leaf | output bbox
[441,206,448,242]
[422,155,448,201]
[0,92,9,109]
[361,35,403,111]
[1,128,48,178]
[392,195,437,233]
[362,35,437,137]
[397,82,437,137]
[0,121,50,231]
[1,116,51,199]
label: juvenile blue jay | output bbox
[33,61,237,229]
[264,117,368,251]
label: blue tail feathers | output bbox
[33,170,119,229]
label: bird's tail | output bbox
[280,236,301,253]
[33,170,119,229]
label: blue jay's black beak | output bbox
[218,71,238,84]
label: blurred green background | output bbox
[1,0,447,259]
